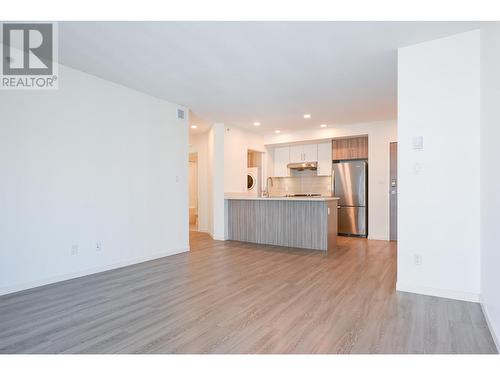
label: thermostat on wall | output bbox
[412,136,424,150]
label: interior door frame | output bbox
[188,152,198,232]
[389,142,398,241]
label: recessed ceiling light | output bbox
[303,114,311,119]
[190,125,197,129]
[253,122,261,126]
[274,130,281,134]
[320,124,327,128]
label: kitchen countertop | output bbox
[224,193,339,201]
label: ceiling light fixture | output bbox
[320,124,327,128]
[303,114,311,119]
[253,122,261,126]
[191,125,197,129]
[274,130,281,134]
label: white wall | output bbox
[397,30,481,302]
[265,120,397,241]
[0,64,189,295]
[224,126,266,193]
[480,23,500,349]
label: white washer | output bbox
[247,167,261,196]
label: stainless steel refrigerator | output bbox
[332,160,368,237]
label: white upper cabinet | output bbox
[289,144,318,163]
[317,142,333,176]
[271,142,330,177]
[274,146,290,177]
[302,144,318,162]
[289,145,303,163]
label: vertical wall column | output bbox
[397,30,480,302]
[208,123,226,240]
[480,23,500,350]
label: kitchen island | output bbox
[225,195,339,251]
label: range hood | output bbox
[287,161,318,171]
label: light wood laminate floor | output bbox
[0,232,496,354]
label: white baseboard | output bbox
[480,298,500,353]
[396,282,480,303]
[0,247,189,297]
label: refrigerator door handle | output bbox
[331,167,335,197]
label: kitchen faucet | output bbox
[264,176,273,197]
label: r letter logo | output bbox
[1,22,58,89]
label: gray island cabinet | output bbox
[225,196,339,251]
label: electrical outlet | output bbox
[71,244,78,255]
[414,254,422,266]
[96,242,102,251]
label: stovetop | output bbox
[285,193,322,197]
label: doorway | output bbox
[247,149,264,196]
[189,152,198,231]
[389,142,398,241]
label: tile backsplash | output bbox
[269,170,332,197]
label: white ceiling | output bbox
[59,21,481,135]
[188,110,212,135]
